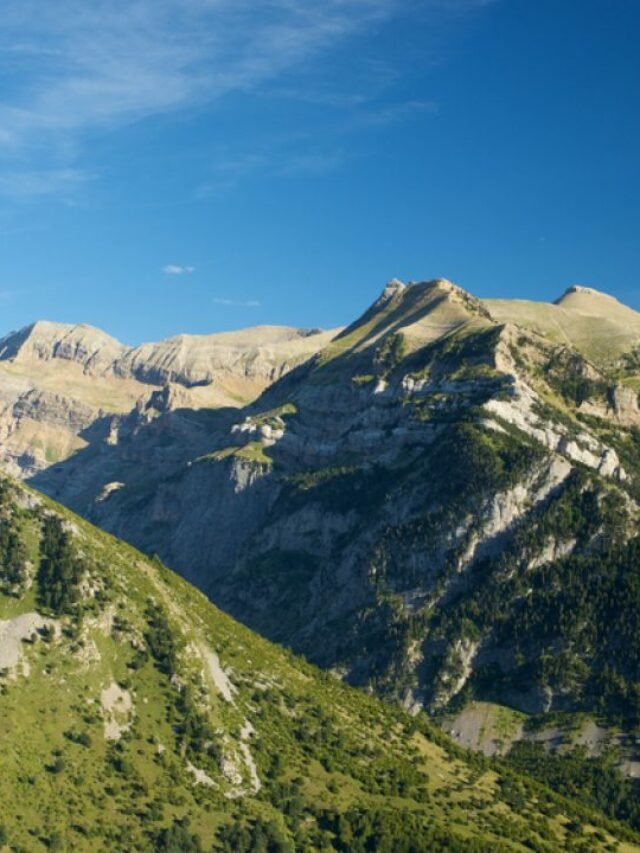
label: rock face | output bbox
[17,278,640,741]
[5,277,640,757]
[114,325,338,388]
[0,321,127,372]
[0,320,338,477]
[0,321,338,387]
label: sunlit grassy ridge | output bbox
[485,286,640,366]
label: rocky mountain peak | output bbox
[375,277,471,310]
[327,277,493,372]
[413,277,488,308]
[486,284,640,365]
[0,320,127,374]
[0,320,339,389]
[416,276,457,291]
[554,284,622,306]
[375,278,407,308]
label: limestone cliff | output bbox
[0,321,337,477]
[21,280,640,738]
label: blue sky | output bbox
[0,0,638,344]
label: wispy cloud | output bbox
[197,96,437,192]
[0,168,89,199]
[0,0,403,197]
[279,150,348,176]
[212,296,261,308]
[0,0,496,199]
[346,99,438,130]
[163,264,195,276]
[0,289,23,301]
[195,154,268,197]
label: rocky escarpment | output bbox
[0,320,337,478]
[26,280,640,746]
[0,321,127,372]
[113,326,337,388]
[0,321,338,388]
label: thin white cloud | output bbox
[280,150,348,176]
[0,2,399,148]
[212,297,261,308]
[163,264,195,275]
[347,99,438,130]
[0,168,89,199]
[0,0,496,198]
[198,97,438,191]
[0,289,22,301]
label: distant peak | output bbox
[410,278,492,319]
[0,319,126,370]
[374,277,465,308]
[22,319,121,341]
[415,277,461,295]
[554,284,620,305]
[375,278,407,308]
[425,277,455,288]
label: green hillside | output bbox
[1,477,639,851]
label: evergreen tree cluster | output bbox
[155,817,202,852]
[144,602,221,772]
[145,601,181,675]
[0,519,28,590]
[37,515,86,615]
[218,817,292,852]
[0,481,28,591]
[506,741,640,829]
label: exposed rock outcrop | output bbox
[5,277,640,732]
[0,321,338,477]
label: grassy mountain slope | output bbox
[6,477,639,851]
[485,285,640,365]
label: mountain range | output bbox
[4,277,640,846]
[0,321,337,478]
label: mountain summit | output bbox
[5,276,640,807]
[0,321,126,372]
[486,283,640,362]
[325,278,491,372]
[554,283,628,307]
